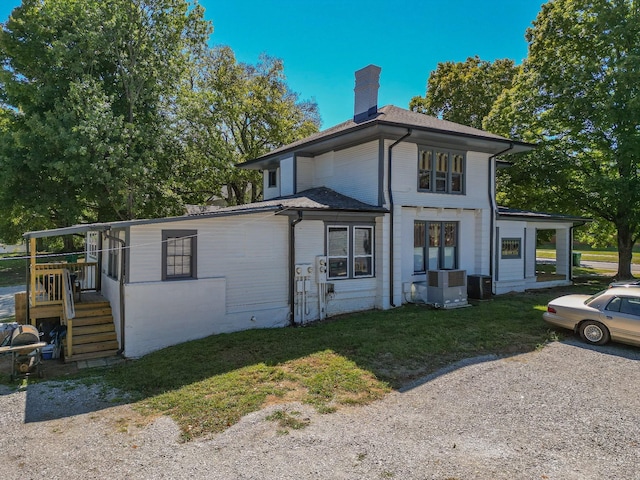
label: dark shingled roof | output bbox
[244,105,524,164]
[187,187,387,216]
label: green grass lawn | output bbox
[537,247,640,264]
[53,278,601,441]
[0,254,28,287]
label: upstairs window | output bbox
[267,169,277,188]
[162,230,197,280]
[418,147,465,194]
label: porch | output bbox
[26,237,119,363]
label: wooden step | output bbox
[73,331,117,345]
[75,300,110,310]
[71,315,114,327]
[65,349,120,363]
[72,323,115,336]
[70,340,119,355]
[74,307,113,318]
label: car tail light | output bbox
[547,306,557,314]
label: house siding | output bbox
[302,141,379,205]
[292,219,379,323]
[389,141,491,210]
[122,213,290,357]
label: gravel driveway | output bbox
[2,340,640,479]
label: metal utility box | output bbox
[467,274,492,300]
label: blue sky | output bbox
[1,0,544,128]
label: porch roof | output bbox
[497,206,591,224]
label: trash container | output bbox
[572,252,581,267]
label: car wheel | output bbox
[579,320,610,345]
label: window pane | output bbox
[443,247,456,269]
[354,228,372,255]
[444,223,456,247]
[181,239,191,256]
[418,150,432,190]
[414,222,426,247]
[328,258,348,278]
[354,257,372,276]
[167,241,176,256]
[328,227,348,256]
[414,222,426,272]
[428,247,439,270]
[429,223,440,247]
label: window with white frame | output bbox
[162,230,197,280]
[413,221,458,272]
[327,225,374,279]
[418,146,465,194]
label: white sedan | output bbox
[543,287,640,347]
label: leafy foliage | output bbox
[0,1,318,240]
[485,0,640,278]
[176,47,320,205]
[410,56,518,129]
[0,0,211,239]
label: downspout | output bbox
[488,143,513,292]
[388,129,412,307]
[104,231,126,355]
[289,211,303,326]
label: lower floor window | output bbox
[414,221,458,272]
[162,230,197,280]
[327,225,374,279]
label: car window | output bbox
[605,297,622,312]
[586,290,609,309]
[620,297,640,317]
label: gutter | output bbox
[488,143,513,290]
[104,231,127,355]
[289,211,303,326]
[387,129,412,307]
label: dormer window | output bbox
[267,169,277,188]
[418,147,465,194]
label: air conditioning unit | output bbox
[467,274,492,300]
[427,270,468,308]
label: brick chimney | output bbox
[353,65,381,122]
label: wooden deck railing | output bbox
[29,265,86,358]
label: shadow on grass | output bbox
[5,280,616,437]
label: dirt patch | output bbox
[0,353,79,382]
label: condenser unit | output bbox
[426,270,468,308]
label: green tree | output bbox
[177,46,320,205]
[485,0,640,279]
[0,0,211,242]
[410,56,518,129]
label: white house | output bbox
[23,65,587,359]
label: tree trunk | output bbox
[63,235,76,253]
[616,223,635,279]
